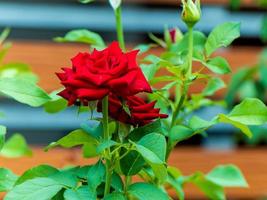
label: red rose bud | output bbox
[56,42,152,105]
[97,94,168,127]
[169,28,183,43]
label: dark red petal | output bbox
[76,88,108,100]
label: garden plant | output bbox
[1,0,267,200]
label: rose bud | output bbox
[169,28,183,43]
[181,0,201,27]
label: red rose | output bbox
[56,42,152,105]
[97,94,168,126]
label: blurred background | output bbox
[0,0,265,145]
[0,0,266,199]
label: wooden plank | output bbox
[0,147,266,199]
[123,0,257,7]
[3,41,261,98]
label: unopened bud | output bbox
[181,0,201,27]
[169,28,183,43]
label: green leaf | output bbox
[64,186,95,200]
[137,133,166,162]
[4,178,63,200]
[45,129,97,151]
[206,165,248,187]
[81,122,103,139]
[87,160,105,191]
[136,133,167,182]
[226,98,267,125]
[52,189,65,200]
[0,125,6,150]
[136,144,163,165]
[96,140,117,154]
[0,78,51,107]
[188,116,215,131]
[205,22,240,56]
[0,168,18,192]
[203,77,225,96]
[82,143,98,158]
[54,29,105,48]
[120,150,145,176]
[261,16,267,42]
[1,134,32,158]
[172,31,206,60]
[0,28,10,44]
[0,63,37,83]
[127,119,162,142]
[217,114,252,138]
[128,183,169,200]
[15,165,58,186]
[148,33,166,48]
[104,192,126,200]
[203,57,231,74]
[225,67,256,106]
[79,0,95,3]
[43,90,67,114]
[110,172,124,191]
[49,171,78,188]
[190,173,226,200]
[169,125,194,146]
[134,44,154,54]
[166,176,184,200]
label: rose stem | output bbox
[166,25,194,160]
[115,6,126,51]
[103,95,112,196]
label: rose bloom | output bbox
[98,94,168,127]
[56,42,152,105]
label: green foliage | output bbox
[43,90,67,113]
[0,125,6,150]
[205,22,240,56]
[261,17,267,42]
[203,77,225,96]
[79,0,95,3]
[4,178,63,200]
[120,150,145,176]
[128,182,169,200]
[15,165,59,186]
[206,165,248,187]
[3,2,264,200]
[0,168,18,192]
[224,98,267,125]
[104,192,126,200]
[45,129,98,158]
[0,78,51,107]
[54,29,106,49]
[64,187,95,200]
[203,57,231,74]
[0,134,32,158]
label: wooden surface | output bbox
[3,40,262,98]
[127,0,264,8]
[1,147,267,199]
[123,0,259,7]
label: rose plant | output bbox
[0,0,267,200]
